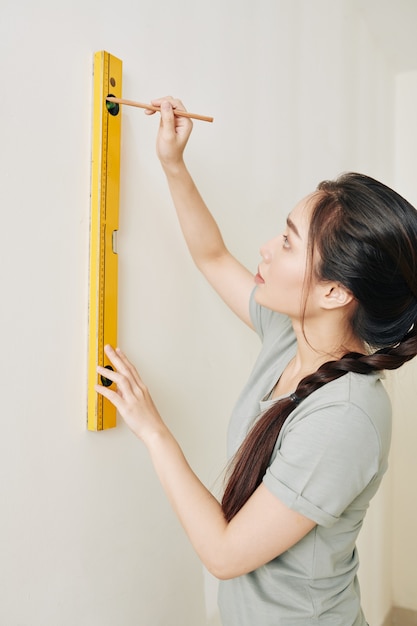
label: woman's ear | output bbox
[321,283,355,310]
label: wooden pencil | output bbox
[106,97,214,123]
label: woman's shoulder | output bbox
[313,370,391,416]
[292,371,392,451]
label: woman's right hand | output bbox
[146,96,193,171]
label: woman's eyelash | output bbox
[283,234,290,247]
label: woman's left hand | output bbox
[95,345,164,442]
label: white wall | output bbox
[1,1,413,625]
[390,70,417,612]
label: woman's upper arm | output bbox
[199,251,256,329]
[211,483,316,580]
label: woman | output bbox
[96,98,417,625]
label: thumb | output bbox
[160,100,176,131]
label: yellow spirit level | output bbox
[87,51,122,430]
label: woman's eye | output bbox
[283,234,290,248]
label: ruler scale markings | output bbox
[98,55,109,430]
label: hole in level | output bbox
[100,365,114,387]
[106,94,119,116]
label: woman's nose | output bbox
[259,242,271,262]
[260,236,279,262]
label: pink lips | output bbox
[255,268,265,284]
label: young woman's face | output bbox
[254,194,317,318]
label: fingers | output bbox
[147,95,193,169]
[94,346,135,395]
[95,379,124,411]
[102,345,143,388]
[104,344,134,374]
[144,96,185,118]
[148,96,192,131]
[95,347,142,417]
[150,96,187,112]
[94,346,162,441]
[159,100,176,132]
[96,362,132,399]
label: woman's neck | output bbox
[272,316,365,399]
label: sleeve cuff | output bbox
[263,469,340,528]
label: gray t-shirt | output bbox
[218,290,391,626]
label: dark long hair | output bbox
[221,173,417,522]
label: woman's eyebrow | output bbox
[286,215,301,238]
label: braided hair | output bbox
[222,173,417,522]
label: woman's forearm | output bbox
[163,161,228,271]
[145,425,229,578]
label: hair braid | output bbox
[297,325,417,402]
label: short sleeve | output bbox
[262,401,381,527]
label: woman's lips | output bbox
[255,269,265,284]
